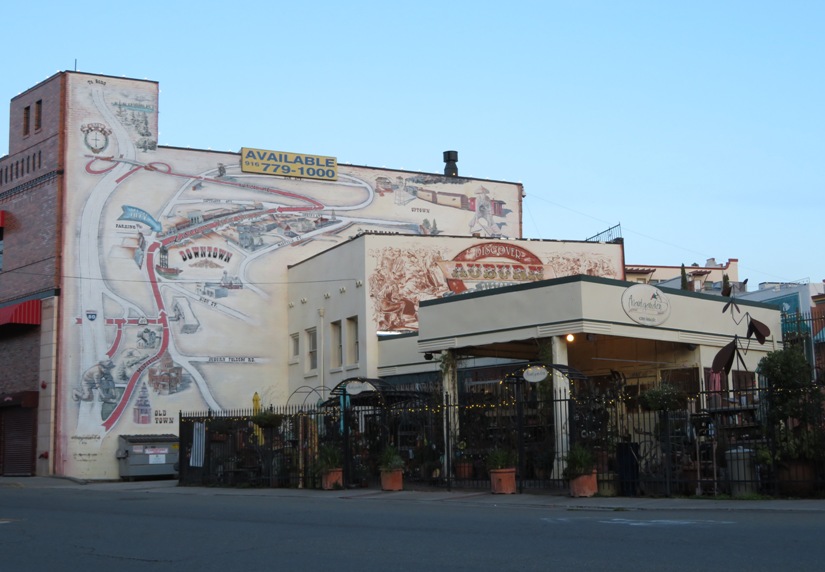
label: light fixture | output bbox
[566,334,575,342]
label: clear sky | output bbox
[2,1,822,287]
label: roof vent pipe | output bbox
[443,150,458,177]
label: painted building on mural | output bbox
[0,71,528,479]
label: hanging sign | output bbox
[523,365,549,383]
[621,284,671,326]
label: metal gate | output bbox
[1,407,36,476]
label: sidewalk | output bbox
[4,476,825,512]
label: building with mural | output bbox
[0,71,530,479]
[0,71,784,481]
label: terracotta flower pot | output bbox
[455,461,474,480]
[381,468,403,491]
[321,468,343,490]
[778,460,815,496]
[489,468,517,494]
[569,470,598,498]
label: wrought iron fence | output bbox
[178,384,825,497]
[782,310,825,381]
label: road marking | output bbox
[599,518,735,527]
[541,517,735,527]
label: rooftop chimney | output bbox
[443,150,458,177]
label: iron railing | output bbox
[178,385,825,497]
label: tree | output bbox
[758,348,823,462]
[680,264,688,290]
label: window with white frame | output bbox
[290,332,299,362]
[306,328,318,371]
[330,320,342,368]
[346,316,359,365]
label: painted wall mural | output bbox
[59,74,523,478]
[368,240,624,332]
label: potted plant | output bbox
[316,443,343,490]
[564,442,597,497]
[534,447,556,480]
[250,410,284,429]
[454,438,474,479]
[758,348,824,495]
[379,446,405,491]
[639,383,688,412]
[486,447,517,494]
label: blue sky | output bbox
[2,1,822,286]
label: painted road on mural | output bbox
[74,87,143,435]
[79,132,408,431]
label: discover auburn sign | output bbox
[438,242,546,294]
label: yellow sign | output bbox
[240,147,338,181]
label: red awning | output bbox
[0,210,5,226]
[0,299,42,326]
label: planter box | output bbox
[455,462,474,480]
[381,469,403,491]
[321,468,343,490]
[597,472,617,497]
[490,468,517,494]
[778,460,815,497]
[569,470,598,498]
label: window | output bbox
[330,321,342,368]
[732,370,755,391]
[346,317,359,365]
[306,328,318,371]
[23,106,30,136]
[290,333,299,362]
[34,100,42,131]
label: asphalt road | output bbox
[1,481,823,572]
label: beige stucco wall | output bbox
[288,234,625,390]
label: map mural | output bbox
[59,74,523,478]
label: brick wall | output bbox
[0,325,40,394]
[7,72,63,157]
[0,72,62,303]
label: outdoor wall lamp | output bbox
[566,334,575,342]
